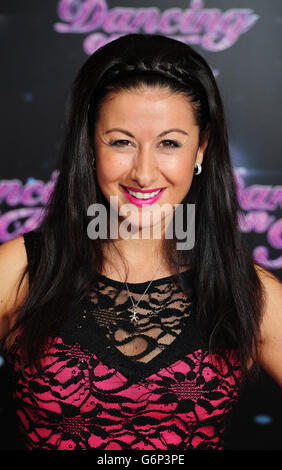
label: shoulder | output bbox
[255,262,282,295]
[0,235,27,276]
[0,234,26,258]
[0,235,28,337]
[255,263,282,334]
[254,263,282,386]
[255,263,282,317]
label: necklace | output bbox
[125,262,163,324]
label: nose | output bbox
[130,149,158,188]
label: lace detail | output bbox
[6,230,242,450]
[75,274,194,365]
[8,337,241,450]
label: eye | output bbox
[109,139,131,147]
[160,140,181,148]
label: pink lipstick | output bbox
[120,185,166,207]
[123,186,165,193]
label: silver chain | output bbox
[125,261,163,324]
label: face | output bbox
[93,86,208,237]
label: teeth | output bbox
[126,188,162,199]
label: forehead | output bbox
[96,86,197,127]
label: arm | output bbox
[255,264,282,387]
[0,236,28,341]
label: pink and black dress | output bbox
[7,230,242,450]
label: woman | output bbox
[0,33,281,451]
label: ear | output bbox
[196,124,210,165]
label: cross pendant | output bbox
[129,309,139,323]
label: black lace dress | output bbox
[6,230,242,450]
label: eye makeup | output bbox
[108,139,182,148]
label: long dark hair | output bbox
[5,34,265,380]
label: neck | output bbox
[106,236,164,267]
[101,225,168,283]
[114,211,172,260]
[100,214,185,281]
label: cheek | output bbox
[167,158,195,186]
[98,157,126,184]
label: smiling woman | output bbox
[93,87,207,239]
[0,33,281,451]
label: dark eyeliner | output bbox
[161,140,181,148]
[109,139,130,146]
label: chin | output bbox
[120,212,169,239]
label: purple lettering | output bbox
[0,208,45,241]
[266,187,282,211]
[253,246,282,270]
[0,172,59,242]
[0,172,58,208]
[103,8,137,34]
[189,10,216,34]
[83,32,123,56]
[129,8,160,33]
[22,181,45,206]
[54,0,260,54]
[240,186,274,211]
[220,9,259,41]
[203,9,259,51]
[0,180,23,206]
[55,0,107,33]
[268,219,282,250]
[159,9,183,35]
[238,211,275,233]
[178,10,194,34]
[234,170,282,212]
[41,171,59,205]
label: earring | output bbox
[194,162,202,175]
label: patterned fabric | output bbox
[6,230,242,450]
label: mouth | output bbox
[120,185,167,206]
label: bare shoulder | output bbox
[254,263,282,311]
[254,263,282,325]
[0,236,28,337]
[254,263,282,386]
[255,262,281,282]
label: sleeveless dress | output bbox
[6,230,242,450]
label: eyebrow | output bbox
[104,128,189,138]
